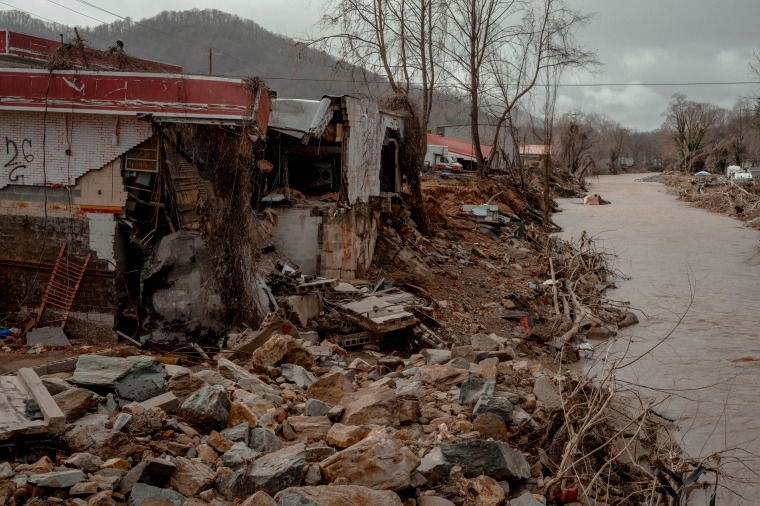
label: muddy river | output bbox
[555,173,760,504]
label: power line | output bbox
[558,81,760,87]
[67,0,264,74]
[44,0,109,26]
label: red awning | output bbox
[427,133,492,158]
[0,69,270,132]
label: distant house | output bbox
[519,144,550,162]
[427,133,493,170]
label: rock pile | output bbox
[0,328,681,505]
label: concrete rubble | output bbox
[0,306,675,506]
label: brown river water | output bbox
[554,173,760,504]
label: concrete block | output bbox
[140,392,180,414]
[26,327,72,347]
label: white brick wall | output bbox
[86,212,117,270]
[0,110,153,190]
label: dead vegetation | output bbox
[665,172,760,229]
[196,122,266,327]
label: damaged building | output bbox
[0,31,271,343]
[263,96,403,279]
[0,30,410,345]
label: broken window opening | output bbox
[260,130,343,204]
[381,128,402,193]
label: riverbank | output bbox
[661,170,760,229]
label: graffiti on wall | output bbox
[3,137,33,182]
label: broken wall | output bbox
[343,97,383,205]
[0,212,117,322]
[270,206,322,275]
[0,110,153,322]
[319,202,378,279]
[269,202,379,279]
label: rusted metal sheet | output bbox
[0,30,183,73]
[0,69,271,129]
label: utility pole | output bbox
[201,48,222,76]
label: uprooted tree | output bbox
[440,0,598,179]
[308,0,447,234]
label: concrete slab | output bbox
[0,368,65,440]
[26,327,71,347]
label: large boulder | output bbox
[62,426,135,461]
[319,435,420,491]
[169,457,215,496]
[306,372,356,405]
[251,334,313,372]
[179,384,230,430]
[440,440,530,480]
[73,355,165,400]
[140,230,227,344]
[275,485,404,505]
[237,442,306,497]
[340,386,399,427]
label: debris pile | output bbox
[0,320,702,506]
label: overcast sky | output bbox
[6,0,760,131]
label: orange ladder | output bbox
[36,244,91,328]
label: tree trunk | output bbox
[387,94,430,235]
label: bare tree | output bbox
[440,0,598,179]
[309,0,445,233]
[750,49,760,82]
[662,93,725,173]
[593,116,629,173]
[628,130,661,169]
[556,110,596,178]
